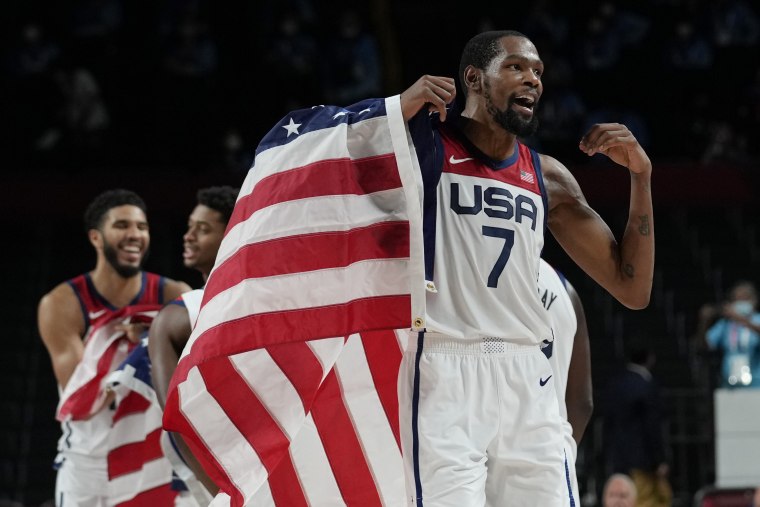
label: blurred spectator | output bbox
[700,281,760,388]
[218,127,254,174]
[666,20,714,69]
[320,8,381,105]
[164,18,218,77]
[579,15,621,70]
[602,344,673,507]
[700,121,752,166]
[522,0,569,47]
[754,486,760,507]
[70,0,123,40]
[709,0,760,47]
[6,24,61,77]
[598,2,650,48]
[602,473,637,507]
[265,10,319,109]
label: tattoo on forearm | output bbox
[624,264,635,278]
[638,215,650,236]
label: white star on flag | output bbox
[282,118,302,137]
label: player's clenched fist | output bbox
[400,75,456,122]
[579,123,652,176]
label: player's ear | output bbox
[88,228,103,249]
[463,66,482,94]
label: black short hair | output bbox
[84,189,147,232]
[459,30,528,97]
[197,186,239,225]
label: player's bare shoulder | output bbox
[38,281,86,339]
[162,278,193,302]
[538,153,587,213]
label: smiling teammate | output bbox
[396,30,654,506]
[37,189,190,507]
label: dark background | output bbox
[2,0,759,505]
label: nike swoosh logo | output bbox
[539,375,552,387]
[88,309,107,320]
[449,155,474,164]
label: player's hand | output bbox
[115,322,149,343]
[579,123,652,175]
[400,75,456,122]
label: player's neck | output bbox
[458,113,518,162]
[90,262,143,307]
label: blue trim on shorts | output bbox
[564,450,576,507]
[412,331,425,506]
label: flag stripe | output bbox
[199,358,290,477]
[228,349,309,441]
[241,114,393,197]
[360,331,403,450]
[311,369,383,507]
[193,259,411,350]
[336,336,405,504]
[205,221,410,304]
[112,391,151,425]
[173,295,410,388]
[216,189,408,269]
[109,455,176,504]
[57,340,124,420]
[108,428,163,479]
[228,154,401,231]
[287,414,345,505]
[266,450,309,507]
[178,367,254,507]
[266,342,326,415]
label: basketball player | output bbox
[37,189,191,507]
[538,258,593,503]
[396,30,654,505]
[149,185,238,495]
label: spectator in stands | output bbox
[753,485,760,507]
[602,473,637,507]
[701,280,760,388]
[602,344,673,507]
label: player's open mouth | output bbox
[512,96,535,115]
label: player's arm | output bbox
[564,280,593,444]
[399,75,456,121]
[163,279,193,302]
[148,304,218,494]
[37,284,86,389]
[148,303,192,409]
[544,125,653,309]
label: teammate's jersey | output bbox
[537,259,578,458]
[416,118,552,344]
[59,271,166,458]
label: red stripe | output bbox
[57,339,123,420]
[108,428,163,479]
[266,450,309,507]
[198,358,291,475]
[267,342,326,413]
[112,391,151,424]
[171,295,410,390]
[311,369,382,506]
[204,221,410,304]
[228,154,401,230]
[360,331,403,450]
[115,483,177,507]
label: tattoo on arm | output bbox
[624,264,635,278]
[638,215,650,236]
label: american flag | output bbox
[520,169,535,184]
[163,96,426,506]
[56,305,159,422]
[106,338,186,506]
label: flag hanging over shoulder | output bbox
[163,96,426,506]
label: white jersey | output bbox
[537,259,578,462]
[424,124,551,345]
[181,289,204,328]
[57,406,113,459]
